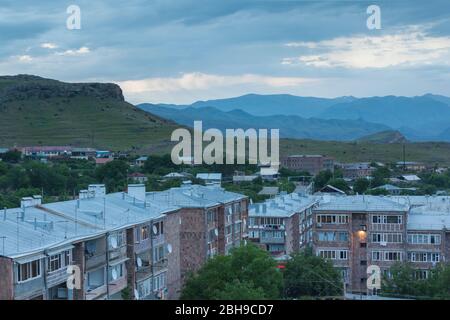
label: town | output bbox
[0,145,449,300]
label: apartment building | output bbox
[340,162,375,180]
[308,195,409,293]
[0,184,176,300]
[281,155,334,175]
[248,193,318,257]
[145,184,249,299]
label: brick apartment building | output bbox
[281,155,334,175]
[340,162,375,180]
[0,183,248,300]
[248,193,318,257]
[250,192,450,295]
[145,184,248,299]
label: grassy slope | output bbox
[0,96,178,152]
[280,139,450,165]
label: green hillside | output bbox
[280,139,450,166]
[357,130,408,144]
[0,75,178,152]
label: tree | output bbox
[283,248,343,298]
[313,170,333,191]
[0,150,21,163]
[354,178,370,194]
[181,243,283,300]
[370,167,391,188]
[382,262,424,297]
[327,178,349,193]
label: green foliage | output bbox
[353,178,370,194]
[283,248,343,298]
[0,150,22,163]
[370,166,391,188]
[313,170,333,191]
[382,262,450,299]
[327,178,349,192]
[181,244,283,300]
[95,160,129,192]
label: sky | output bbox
[1,0,450,104]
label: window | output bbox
[138,278,152,298]
[407,234,441,245]
[87,268,105,290]
[372,215,402,224]
[109,263,124,281]
[318,250,348,260]
[317,214,349,224]
[49,254,62,272]
[153,245,165,262]
[207,209,217,224]
[141,225,150,240]
[17,260,41,282]
[338,232,349,242]
[153,273,166,291]
[360,260,367,266]
[371,233,402,243]
[372,251,402,261]
[408,252,440,263]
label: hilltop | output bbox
[356,130,408,144]
[0,75,178,152]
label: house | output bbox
[135,156,148,167]
[21,146,72,158]
[232,175,258,184]
[96,150,112,159]
[318,185,346,195]
[163,172,189,179]
[259,167,279,181]
[396,161,426,172]
[281,155,334,175]
[341,162,375,180]
[399,174,421,182]
[373,184,417,195]
[70,148,96,160]
[196,173,222,185]
[257,187,279,197]
[128,172,148,183]
[0,148,9,154]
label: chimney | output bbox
[32,195,42,206]
[21,197,34,209]
[88,184,106,198]
[128,184,146,202]
[79,190,89,199]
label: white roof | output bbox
[196,173,222,180]
[401,175,421,181]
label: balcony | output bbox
[47,266,69,288]
[85,253,107,270]
[260,236,285,244]
[371,223,403,232]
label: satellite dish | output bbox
[179,217,182,225]
[152,225,158,235]
[134,289,140,300]
[110,236,118,249]
[167,243,173,254]
[111,269,118,280]
[214,228,219,237]
[136,257,143,267]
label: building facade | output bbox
[281,155,334,175]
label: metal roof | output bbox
[250,193,318,218]
[146,184,246,209]
[315,195,409,212]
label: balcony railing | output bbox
[371,223,403,232]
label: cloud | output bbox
[56,46,90,56]
[40,42,58,49]
[17,55,33,62]
[283,25,450,69]
[116,72,317,103]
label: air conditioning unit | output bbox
[380,241,387,247]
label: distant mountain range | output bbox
[138,93,450,142]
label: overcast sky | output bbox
[1,0,449,104]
